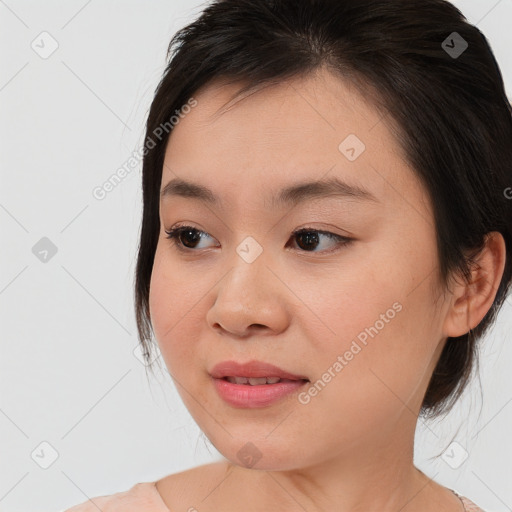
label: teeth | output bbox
[248,377,269,385]
[225,376,283,385]
[228,377,249,384]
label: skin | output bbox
[149,66,506,512]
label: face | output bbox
[149,68,451,471]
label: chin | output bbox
[207,434,311,472]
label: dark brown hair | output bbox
[134,0,512,419]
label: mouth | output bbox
[221,376,309,385]
[210,360,310,383]
[209,360,310,407]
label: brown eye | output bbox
[288,228,353,254]
[294,230,321,251]
[165,225,353,255]
[165,226,215,251]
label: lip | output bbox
[210,360,309,381]
[210,360,310,408]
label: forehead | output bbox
[161,69,426,214]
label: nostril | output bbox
[250,323,266,329]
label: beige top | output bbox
[62,482,487,511]
[452,489,487,512]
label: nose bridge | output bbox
[225,235,269,302]
[207,235,287,335]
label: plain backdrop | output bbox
[0,1,511,511]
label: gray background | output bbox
[0,1,511,511]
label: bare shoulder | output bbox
[155,461,231,510]
[63,481,168,512]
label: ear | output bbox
[442,231,507,338]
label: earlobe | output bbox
[442,231,507,339]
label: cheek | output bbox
[148,245,208,374]
[148,247,171,342]
[149,247,187,363]
[301,240,441,406]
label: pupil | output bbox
[178,229,321,251]
[181,229,201,248]
[297,231,319,251]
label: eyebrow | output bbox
[160,176,379,208]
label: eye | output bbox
[165,224,353,254]
[288,227,353,254]
[165,225,216,251]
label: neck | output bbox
[221,413,438,512]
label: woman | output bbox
[65,0,511,510]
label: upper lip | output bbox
[210,360,309,381]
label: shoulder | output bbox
[452,490,488,512]
[63,481,170,512]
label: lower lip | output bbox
[212,377,308,408]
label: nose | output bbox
[206,250,290,338]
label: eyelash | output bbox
[164,224,353,255]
